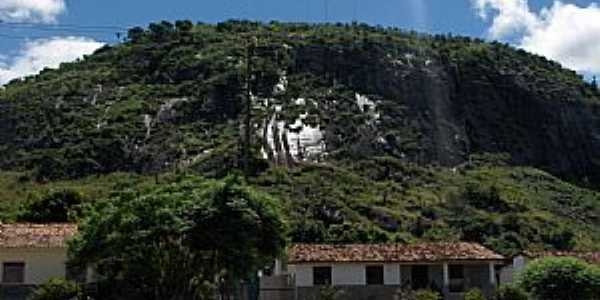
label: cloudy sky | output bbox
[0,0,599,84]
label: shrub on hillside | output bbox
[18,189,84,223]
[520,257,600,300]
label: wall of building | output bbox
[291,262,402,287]
[499,256,527,284]
[464,265,495,297]
[0,248,67,285]
[259,274,294,300]
[297,285,403,300]
[287,262,499,300]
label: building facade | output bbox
[263,243,505,300]
[0,223,77,300]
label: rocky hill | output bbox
[0,21,598,254]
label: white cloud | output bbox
[0,37,104,85]
[473,0,600,73]
[0,0,66,23]
[473,0,539,39]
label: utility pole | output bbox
[243,37,255,178]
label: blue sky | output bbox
[1,0,600,83]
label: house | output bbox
[262,242,505,300]
[0,223,77,299]
[501,250,600,283]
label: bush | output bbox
[494,284,528,300]
[520,257,600,300]
[30,278,81,300]
[316,285,343,300]
[465,288,486,300]
[414,289,442,300]
[18,189,84,223]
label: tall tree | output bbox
[68,176,286,300]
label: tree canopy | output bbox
[68,175,286,300]
[17,189,84,223]
[519,257,600,300]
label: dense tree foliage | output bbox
[519,257,600,300]
[68,176,286,300]
[17,189,84,223]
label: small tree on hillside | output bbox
[68,176,286,300]
[520,257,600,300]
[18,189,84,223]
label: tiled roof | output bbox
[289,242,504,264]
[0,223,77,248]
[524,251,600,265]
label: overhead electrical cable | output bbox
[0,20,128,31]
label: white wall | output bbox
[293,264,315,287]
[333,264,364,285]
[291,263,402,287]
[0,248,68,285]
[500,255,527,284]
[384,264,400,285]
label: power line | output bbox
[0,32,113,43]
[0,23,126,38]
[0,25,124,35]
[0,20,128,31]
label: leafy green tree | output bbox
[175,20,194,32]
[68,176,286,300]
[30,278,81,300]
[127,26,145,42]
[18,189,84,223]
[520,257,600,300]
[148,21,175,41]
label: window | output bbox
[3,262,25,283]
[366,265,384,285]
[411,265,429,289]
[449,265,465,293]
[313,266,332,285]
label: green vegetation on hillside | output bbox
[0,21,598,255]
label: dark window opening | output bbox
[313,266,332,285]
[449,265,465,293]
[366,265,384,285]
[3,262,25,284]
[411,265,429,290]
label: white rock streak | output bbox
[286,113,326,159]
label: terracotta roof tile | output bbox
[289,242,504,264]
[0,223,77,248]
[524,251,600,265]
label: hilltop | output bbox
[0,21,598,254]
